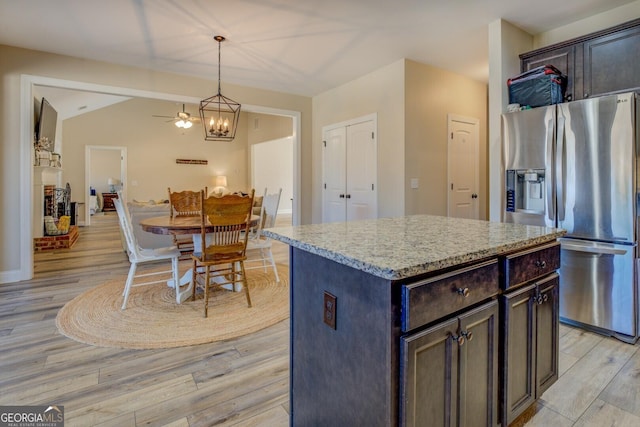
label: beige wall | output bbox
[404,60,488,218]
[247,112,293,145]
[312,59,488,222]
[0,44,311,280]
[312,60,405,223]
[62,98,261,202]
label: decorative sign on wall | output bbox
[176,159,208,165]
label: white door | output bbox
[447,115,479,219]
[346,121,376,221]
[323,127,347,223]
[322,116,377,223]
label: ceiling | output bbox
[1,0,636,98]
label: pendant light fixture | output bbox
[199,35,241,141]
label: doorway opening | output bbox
[20,75,301,281]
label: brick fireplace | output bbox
[33,226,79,251]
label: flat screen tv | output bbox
[36,97,58,151]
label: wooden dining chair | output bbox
[168,187,206,258]
[113,196,180,309]
[190,189,255,317]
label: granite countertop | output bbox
[264,215,566,280]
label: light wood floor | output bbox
[2,213,640,426]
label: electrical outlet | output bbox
[324,291,337,329]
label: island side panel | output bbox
[290,247,401,426]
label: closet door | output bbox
[322,117,377,223]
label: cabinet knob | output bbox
[456,287,470,298]
[452,334,465,346]
[339,194,345,198]
[533,293,549,305]
[451,330,473,345]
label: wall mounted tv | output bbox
[35,97,58,151]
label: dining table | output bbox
[139,214,260,303]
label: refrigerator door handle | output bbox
[555,115,565,222]
[561,241,629,256]
[547,116,555,222]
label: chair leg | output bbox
[260,248,268,272]
[266,248,280,282]
[121,263,137,310]
[191,259,197,302]
[204,265,211,318]
[240,261,252,308]
[171,256,180,304]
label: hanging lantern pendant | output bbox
[199,35,241,141]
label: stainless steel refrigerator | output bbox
[502,92,639,343]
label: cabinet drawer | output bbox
[402,260,499,332]
[502,242,560,290]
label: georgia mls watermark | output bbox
[0,406,64,427]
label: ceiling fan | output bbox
[152,104,200,129]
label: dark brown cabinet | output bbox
[500,251,560,425]
[582,24,640,98]
[521,45,576,101]
[401,300,499,427]
[520,18,640,101]
[101,192,118,212]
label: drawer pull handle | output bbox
[456,287,470,297]
[536,260,547,269]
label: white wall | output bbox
[534,1,640,48]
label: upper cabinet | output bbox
[520,18,640,101]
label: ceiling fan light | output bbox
[175,120,185,128]
[183,120,193,129]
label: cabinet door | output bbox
[583,25,640,98]
[500,283,536,426]
[400,301,499,427]
[535,274,559,396]
[400,317,459,427]
[458,300,499,427]
[521,45,576,101]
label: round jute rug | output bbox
[55,264,289,349]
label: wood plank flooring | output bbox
[2,213,290,427]
[1,213,640,426]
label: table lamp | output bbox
[212,175,227,196]
[108,178,116,193]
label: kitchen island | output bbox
[265,215,566,426]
